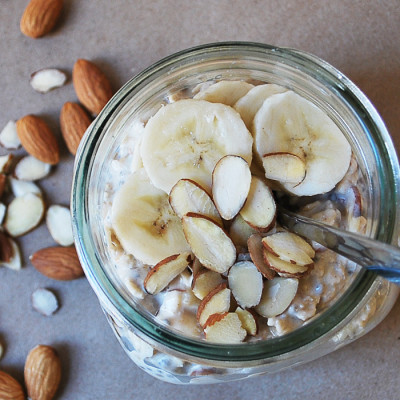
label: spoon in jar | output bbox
[278,206,400,285]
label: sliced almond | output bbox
[235,307,258,336]
[169,179,222,226]
[144,252,192,295]
[46,205,74,246]
[0,154,14,173]
[31,288,59,316]
[262,152,306,184]
[0,120,21,149]
[263,250,310,277]
[4,193,45,237]
[30,246,84,280]
[196,282,231,327]
[228,261,263,308]
[9,177,42,197]
[191,269,225,300]
[255,277,299,318]
[239,176,276,232]
[247,234,275,279]
[204,312,247,343]
[30,68,67,93]
[229,214,258,249]
[182,213,236,274]
[1,239,22,271]
[14,156,51,181]
[262,231,315,265]
[212,155,251,220]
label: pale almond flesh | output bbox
[255,277,299,318]
[20,0,64,38]
[197,283,231,327]
[182,213,236,274]
[60,102,92,155]
[169,178,222,226]
[263,250,310,277]
[9,177,42,197]
[191,269,226,300]
[72,59,114,116]
[144,252,192,294]
[14,155,51,181]
[212,155,251,220]
[204,312,247,343]
[46,205,74,246]
[262,231,315,265]
[228,261,263,308]
[235,307,258,335]
[239,175,276,232]
[229,213,258,250]
[31,288,59,316]
[0,121,20,149]
[24,344,61,400]
[30,68,67,93]
[262,152,306,184]
[247,234,275,279]
[0,154,14,173]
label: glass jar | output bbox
[71,42,400,384]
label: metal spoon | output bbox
[278,206,400,285]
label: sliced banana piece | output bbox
[234,83,287,129]
[111,169,190,265]
[253,91,351,196]
[193,80,254,106]
[141,99,253,193]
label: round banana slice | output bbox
[141,99,253,193]
[234,83,287,129]
[111,169,190,265]
[193,80,254,106]
[253,91,351,196]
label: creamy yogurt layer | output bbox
[102,81,366,343]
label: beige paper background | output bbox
[0,1,399,399]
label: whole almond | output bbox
[16,115,60,165]
[73,59,114,116]
[0,173,6,199]
[31,246,84,280]
[0,371,25,400]
[60,102,92,155]
[25,345,61,400]
[20,0,63,39]
[0,231,13,263]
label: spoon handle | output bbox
[278,207,400,285]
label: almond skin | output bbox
[16,115,60,165]
[72,59,113,116]
[0,231,13,263]
[0,173,6,198]
[31,246,84,280]
[60,102,92,155]
[0,371,25,400]
[24,345,61,400]
[20,0,63,39]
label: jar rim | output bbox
[71,42,400,361]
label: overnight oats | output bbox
[72,43,400,383]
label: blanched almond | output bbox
[31,288,59,316]
[197,282,231,327]
[212,155,251,220]
[255,277,299,318]
[0,154,14,173]
[262,152,306,184]
[239,176,276,232]
[0,121,20,150]
[144,252,192,294]
[169,179,222,226]
[235,307,258,335]
[46,205,74,246]
[9,177,42,197]
[182,213,236,274]
[204,312,247,343]
[229,214,258,250]
[191,269,225,300]
[4,193,45,237]
[228,261,263,308]
[14,156,51,181]
[263,250,310,277]
[247,234,275,279]
[30,68,67,93]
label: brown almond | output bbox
[30,246,84,280]
[20,0,63,39]
[72,59,113,116]
[0,173,6,199]
[16,115,60,165]
[60,102,92,155]
[24,345,61,400]
[0,371,25,400]
[0,232,13,263]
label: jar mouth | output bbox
[71,42,400,361]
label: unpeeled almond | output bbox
[0,371,25,400]
[72,59,114,116]
[16,115,60,165]
[204,312,247,343]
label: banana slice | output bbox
[253,91,351,196]
[234,84,287,129]
[141,99,253,193]
[111,169,190,265]
[193,80,254,106]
